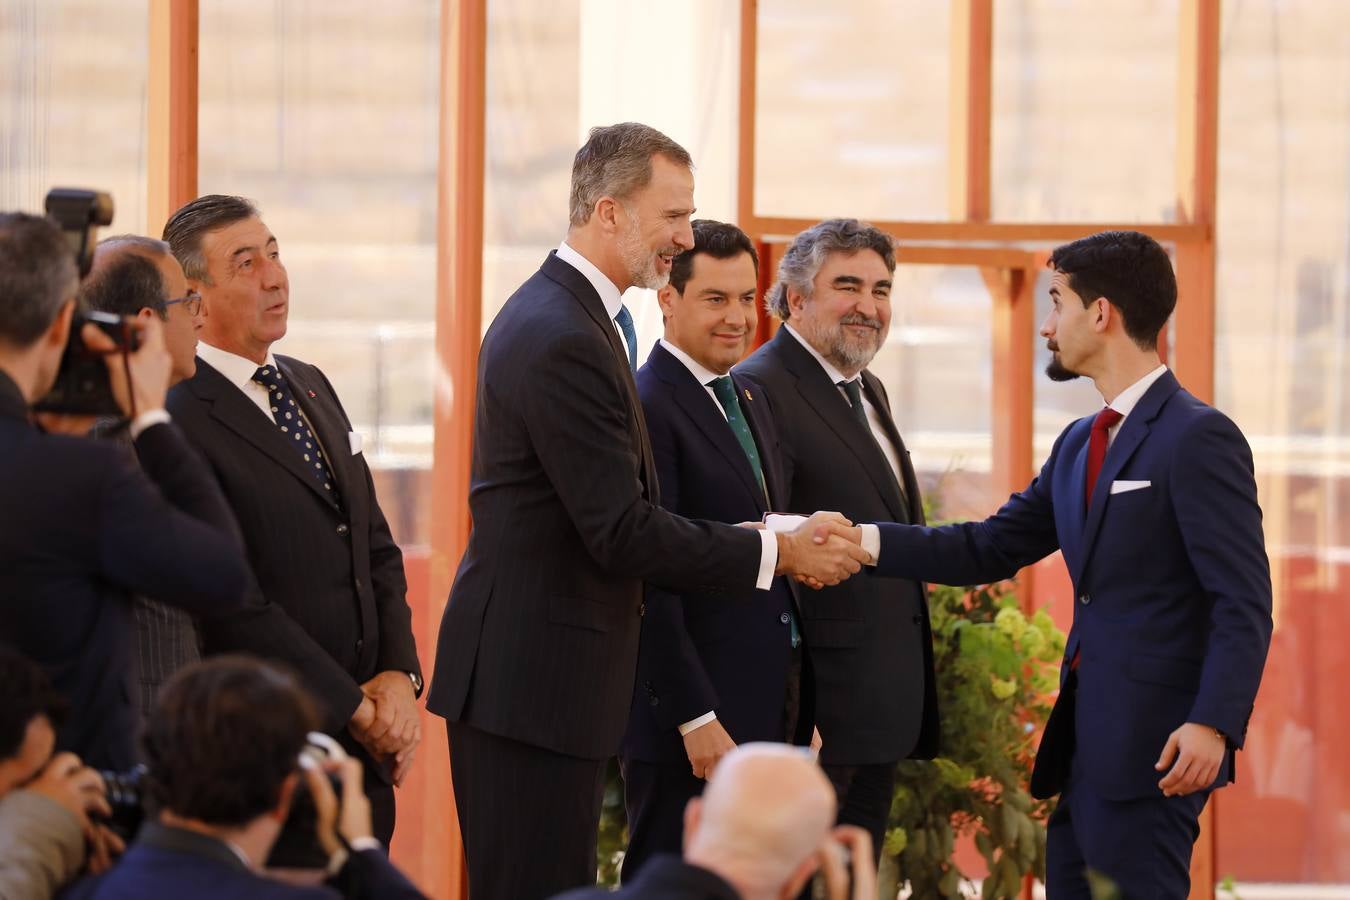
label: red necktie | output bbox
[1084,407,1124,510]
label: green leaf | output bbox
[883,826,908,857]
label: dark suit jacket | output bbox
[621,342,798,764]
[872,370,1273,800]
[0,372,247,770]
[166,356,420,740]
[735,326,939,766]
[427,253,764,760]
[61,822,425,900]
[551,855,740,900]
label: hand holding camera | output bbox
[815,824,876,900]
[28,752,126,874]
[300,745,374,860]
[81,313,172,419]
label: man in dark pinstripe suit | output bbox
[426,123,870,900]
[82,235,208,714]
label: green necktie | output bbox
[709,376,767,502]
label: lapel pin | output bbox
[307,390,317,399]
[744,388,753,402]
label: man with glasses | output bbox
[81,236,212,713]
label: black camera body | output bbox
[266,732,348,870]
[96,764,149,843]
[31,187,138,418]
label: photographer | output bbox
[0,650,121,900]
[0,211,248,772]
[63,657,425,900]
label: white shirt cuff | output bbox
[756,529,777,590]
[129,408,172,439]
[678,711,717,736]
[860,524,880,566]
[348,836,383,853]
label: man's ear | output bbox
[46,298,76,349]
[1093,297,1113,333]
[594,196,621,235]
[681,797,702,854]
[271,772,300,823]
[656,284,679,318]
[786,286,808,319]
[136,307,158,324]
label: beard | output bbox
[618,212,674,291]
[799,309,886,374]
[1044,343,1080,382]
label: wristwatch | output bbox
[407,671,423,695]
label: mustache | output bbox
[1046,340,1060,352]
[839,313,883,330]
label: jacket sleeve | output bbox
[96,422,248,615]
[326,848,427,900]
[871,428,1066,584]
[519,330,761,591]
[0,790,85,900]
[1171,412,1273,746]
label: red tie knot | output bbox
[1093,407,1124,433]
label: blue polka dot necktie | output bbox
[253,365,341,504]
[615,304,638,373]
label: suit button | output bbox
[649,695,659,707]
[912,614,923,625]
[355,577,363,590]
[1079,593,1091,606]
[336,523,349,536]
[355,638,364,655]
[639,602,646,617]
[779,612,791,625]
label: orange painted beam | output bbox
[747,216,1209,246]
[948,0,993,222]
[736,0,759,229]
[147,0,198,237]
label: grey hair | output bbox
[764,218,897,320]
[162,194,260,283]
[0,212,79,346]
[98,234,172,257]
[568,123,693,227]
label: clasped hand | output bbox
[770,511,871,589]
[348,671,421,785]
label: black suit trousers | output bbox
[449,721,607,900]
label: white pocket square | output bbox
[1109,479,1151,495]
[348,431,363,456]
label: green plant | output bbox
[880,581,1063,899]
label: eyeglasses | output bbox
[160,291,203,317]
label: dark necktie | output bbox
[253,365,341,504]
[615,305,638,373]
[838,378,870,430]
[708,376,767,502]
[1084,407,1124,510]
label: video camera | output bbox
[30,188,144,418]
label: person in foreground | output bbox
[63,656,425,900]
[844,231,1273,897]
[553,743,875,900]
[426,122,868,900]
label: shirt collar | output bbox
[1106,364,1169,419]
[659,338,726,387]
[196,342,278,392]
[556,240,624,322]
[783,323,854,386]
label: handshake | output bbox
[758,511,871,589]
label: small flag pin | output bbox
[307,390,317,398]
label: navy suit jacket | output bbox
[872,370,1272,801]
[0,373,247,770]
[62,822,424,899]
[621,342,798,763]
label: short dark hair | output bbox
[669,220,759,294]
[765,218,896,320]
[1048,230,1177,350]
[0,212,79,347]
[142,657,320,827]
[569,123,693,227]
[80,253,169,321]
[0,649,66,761]
[162,195,259,284]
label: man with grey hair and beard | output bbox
[736,218,940,863]
[426,124,870,900]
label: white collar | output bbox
[556,240,624,322]
[196,341,278,390]
[782,323,855,387]
[1106,364,1169,418]
[658,338,725,387]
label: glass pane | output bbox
[0,0,149,231]
[754,0,949,221]
[1213,1,1350,888]
[198,0,439,545]
[991,0,1177,221]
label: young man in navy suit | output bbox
[843,231,1272,897]
[619,220,820,881]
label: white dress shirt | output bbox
[195,341,280,422]
[1103,365,1169,446]
[550,245,779,597]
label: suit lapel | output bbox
[541,253,658,499]
[652,345,766,511]
[772,329,906,521]
[735,374,782,512]
[860,372,918,523]
[190,359,337,509]
[277,358,353,508]
[1073,371,1182,582]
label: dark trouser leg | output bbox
[365,777,395,847]
[448,720,606,900]
[618,756,705,885]
[821,761,897,866]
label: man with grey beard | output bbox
[735,218,939,861]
